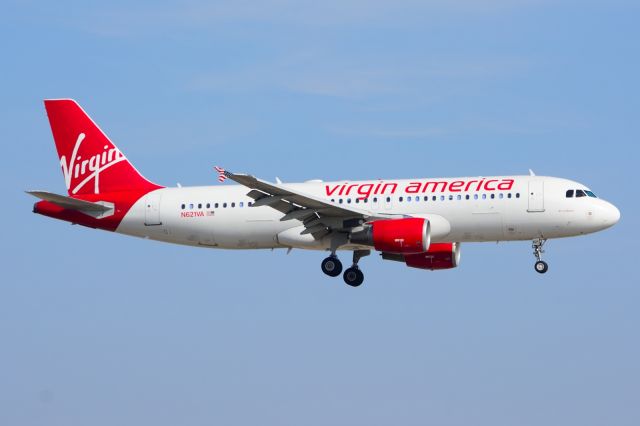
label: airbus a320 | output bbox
[29,99,621,286]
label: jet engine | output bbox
[350,218,431,254]
[382,242,461,270]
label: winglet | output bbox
[214,166,228,183]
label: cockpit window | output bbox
[566,189,574,198]
[575,189,587,198]
[585,190,597,198]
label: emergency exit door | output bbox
[144,191,162,225]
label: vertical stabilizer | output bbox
[44,99,161,195]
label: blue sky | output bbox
[2,1,639,425]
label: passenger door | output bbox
[527,180,545,212]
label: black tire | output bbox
[534,260,549,274]
[343,267,364,287]
[321,256,343,277]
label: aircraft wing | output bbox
[223,170,377,236]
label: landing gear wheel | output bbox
[321,256,343,277]
[343,267,364,287]
[534,260,548,274]
[532,238,549,275]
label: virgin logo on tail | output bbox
[60,133,126,194]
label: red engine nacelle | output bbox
[351,218,431,254]
[403,242,461,270]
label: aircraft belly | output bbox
[212,218,287,249]
[116,194,284,249]
[445,210,504,242]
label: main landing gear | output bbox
[321,250,370,287]
[321,255,342,277]
[532,238,549,274]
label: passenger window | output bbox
[355,198,360,204]
[482,194,486,200]
[508,193,512,199]
[189,203,194,209]
[363,198,368,203]
[516,193,520,198]
[457,195,461,200]
[424,196,429,201]
[239,202,244,207]
[474,194,478,200]
[576,190,586,198]
[440,195,445,201]
[347,198,351,204]
[181,204,185,209]
[373,197,378,202]
[206,203,210,208]
[215,203,219,208]
[490,194,495,199]
[198,203,202,209]
[499,193,503,199]
[248,202,253,206]
[432,196,437,201]
[386,197,391,202]
[223,203,227,208]
[339,199,343,204]
[231,202,235,207]
[331,198,335,203]
[465,194,470,200]
[566,190,574,198]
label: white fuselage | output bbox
[116,175,620,251]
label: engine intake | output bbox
[350,218,431,254]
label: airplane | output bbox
[28,99,621,287]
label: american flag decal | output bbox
[214,166,227,183]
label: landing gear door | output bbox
[527,180,545,212]
[144,191,162,226]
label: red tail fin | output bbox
[44,99,161,195]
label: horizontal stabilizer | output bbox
[26,190,114,218]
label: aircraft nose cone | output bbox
[603,202,621,227]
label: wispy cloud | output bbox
[328,125,448,139]
[168,0,546,26]
[187,52,532,99]
[188,55,402,99]
[64,0,549,37]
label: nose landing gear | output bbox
[532,238,548,274]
